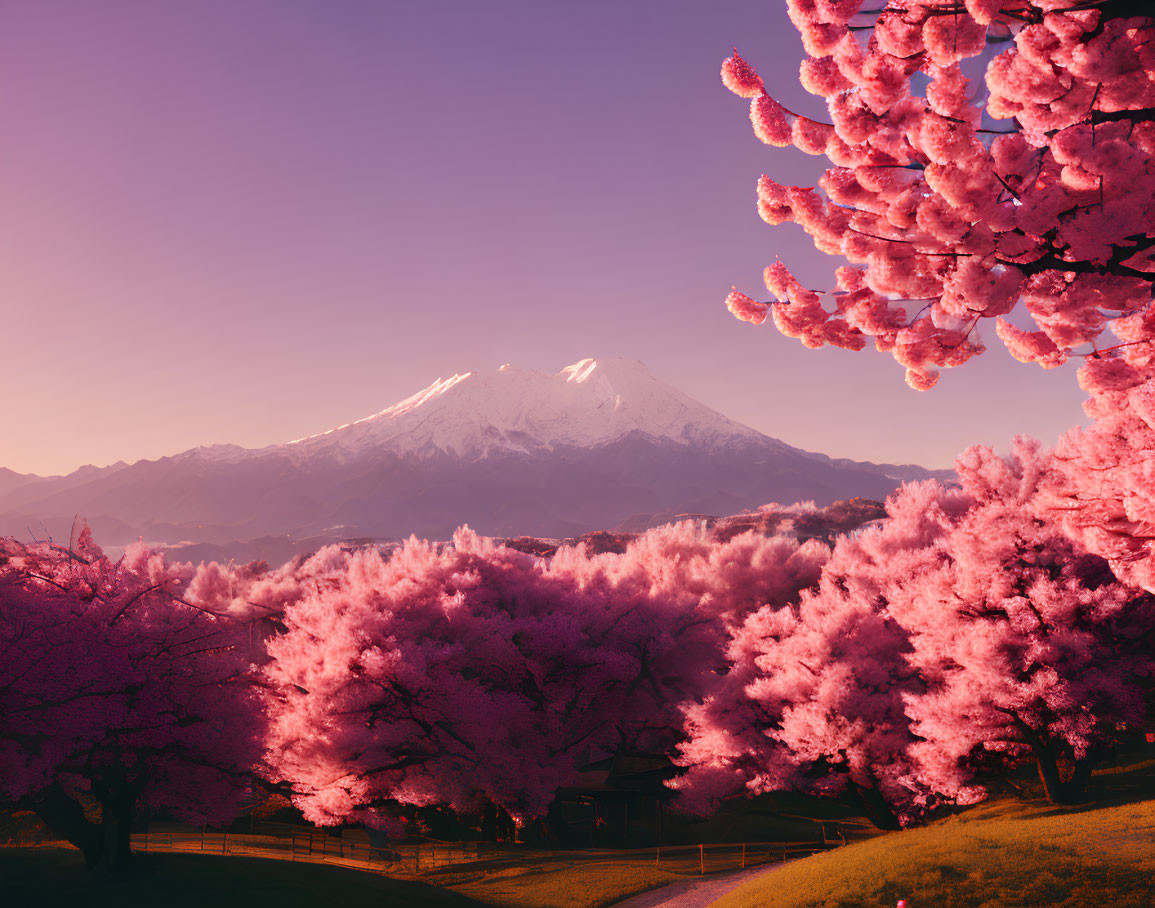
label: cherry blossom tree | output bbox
[672,481,969,828]
[548,518,830,629]
[0,528,264,873]
[264,531,636,831]
[261,524,827,832]
[673,587,925,829]
[1038,325,1155,593]
[721,1,1155,391]
[896,440,1155,804]
[673,442,1154,821]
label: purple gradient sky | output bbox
[0,0,1086,476]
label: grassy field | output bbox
[0,838,830,908]
[0,847,486,908]
[0,844,796,908]
[6,760,1150,908]
[712,759,1155,908]
[438,856,687,908]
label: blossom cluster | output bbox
[724,1,1155,390]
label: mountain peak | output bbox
[284,358,764,458]
[559,357,599,383]
[557,357,654,386]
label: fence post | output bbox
[699,844,704,875]
[742,843,746,869]
[416,844,421,874]
[655,846,659,866]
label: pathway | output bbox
[611,860,783,908]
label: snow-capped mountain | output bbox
[0,358,950,560]
[283,358,770,459]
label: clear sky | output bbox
[0,0,1087,476]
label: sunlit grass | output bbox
[712,760,1155,908]
[421,828,850,907]
[441,858,686,908]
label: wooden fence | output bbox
[131,827,479,874]
[129,826,840,879]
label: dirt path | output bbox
[610,860,783,908]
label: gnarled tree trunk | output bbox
[1004,712,1101,805]
[25,775,142,876]
[93,785,136,875]
[848,780,902,831]
[1031,745,1099,805]
[25,786,103,865]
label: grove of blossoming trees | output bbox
[0,518,838,862]
[2,488,1152,864]
[6,4,1155,862]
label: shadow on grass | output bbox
[0,847,486,908]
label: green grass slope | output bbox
[711,760,1155,908]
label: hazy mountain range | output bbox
[0,358,951,562]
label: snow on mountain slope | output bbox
[284,358,772,459]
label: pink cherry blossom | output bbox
[726,289,770,325]
[719,1,1155,388]
[721,50,765,99]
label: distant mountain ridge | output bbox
[0,358,951,559]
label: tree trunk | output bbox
[480,801,498,842]
[543,798,570,843]
[1008,714,1100,805]
[26,781,139,875]
[26,786,103,865]
[1063,752,1099,799]
[1032,748,1099,805]
[848,781,902,831]
[1033,748,1065,803]
[95,788,136,875]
